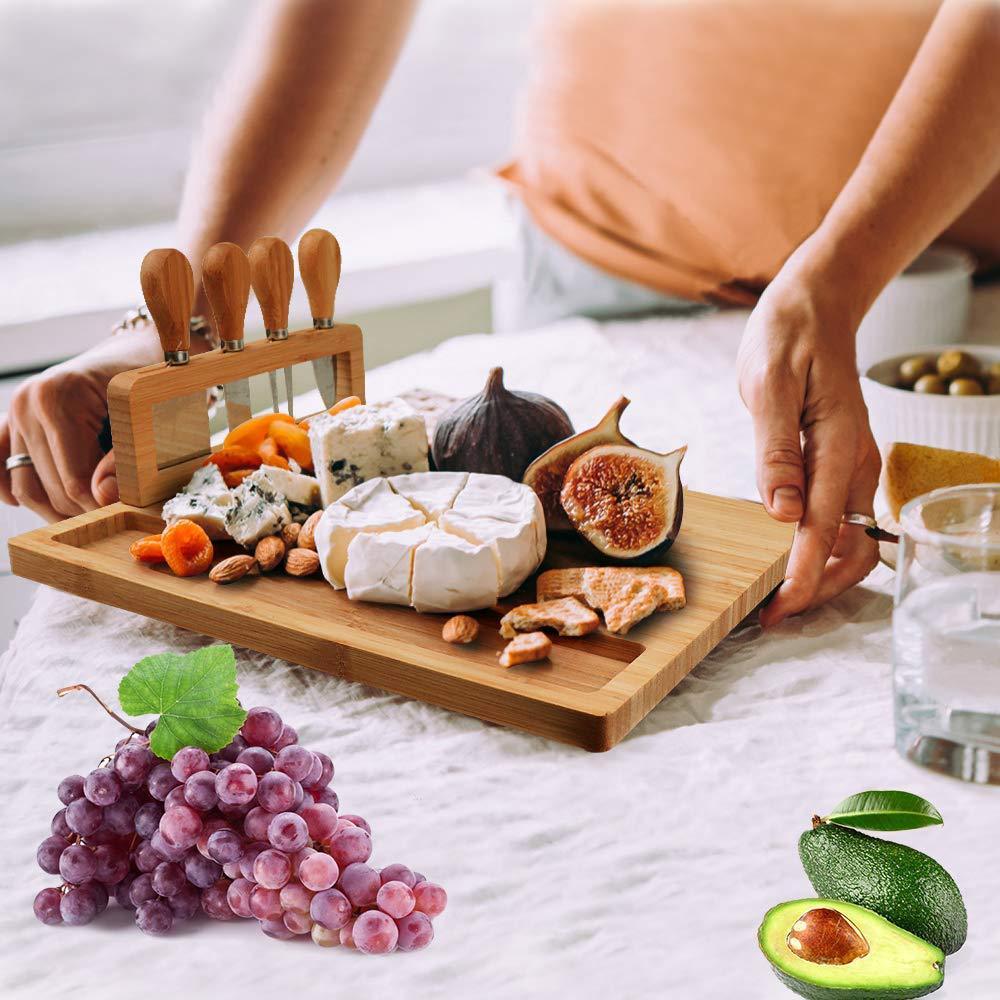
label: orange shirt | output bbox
[500,0,948,305]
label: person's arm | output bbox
[738,0,1000,626]
[178,0,418,317]
[1,0,416,518]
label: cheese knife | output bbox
[139,248,211,467]
[297,228,341,409]
[249,236,295,418]
[202,242,253,430]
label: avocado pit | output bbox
[787,907,870,966]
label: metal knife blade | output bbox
[297,229,341,410]
[202,242,254,430]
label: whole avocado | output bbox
[799,823,967,955]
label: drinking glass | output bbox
[893,484,1000,783]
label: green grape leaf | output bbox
[824,790,944,832]
[118,644,245,760]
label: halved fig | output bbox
[560,443,685,562]
[523,397,636,531]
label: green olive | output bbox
[913,374,949,395]
[986,375,1000,395]
[988,360,1000,379]
[948,377,984,396]
[936,350,981,379]
[898,355,937,387]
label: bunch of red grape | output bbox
[35,706,446,953]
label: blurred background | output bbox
[1,0,536,643]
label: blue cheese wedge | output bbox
[252,466,321,522]
[162,465,233,539]
[225,472,292,547]
[315,472,547,612]
[308,399,429,507]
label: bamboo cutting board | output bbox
[7,234,793,750]
[8,491,792,751]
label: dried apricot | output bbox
[161,519,214,577]
[329,395,362,415]
[269,421,312,471]
[223,468,258,488]
[223,412,295,451]
[259,436,291,470]
[204,447,263,474]
[129,534,165,564]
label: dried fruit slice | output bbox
[560,443,685,562]
[223,412,296,451]
[523,397,635,531]
[223,468,258,488]
[161,519,214,577]
[258,437,291,471]
[129,534,165,565]
[205,447,263,474]
[269,421,313,472]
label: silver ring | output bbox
[841,513,878,530]
[5,453,34,472]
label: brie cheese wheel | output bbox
[344,523,433,606]
[315,471,547,612]
[162,465,233,540]
[314,479,426,588]
[308,398,429,507]
[410,527,499,613]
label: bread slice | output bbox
[884,442,1000,519]
[536,565,685,612]
[498,597,600,639]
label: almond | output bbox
[442,615,479,644]
[298,511,322,551]
[281,522,302,548]
[255,534,286,573]
[285,548,321,577]
[209,554,257,584]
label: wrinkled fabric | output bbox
[2,308,997,999]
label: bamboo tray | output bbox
[7,236,793,751]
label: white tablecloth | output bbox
[2,308,998,999]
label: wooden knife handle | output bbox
[249,236,293,334]
[202,242,251,348]
[140,248,194,363]
[297,228,342,325]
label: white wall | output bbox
[0,0,536,242]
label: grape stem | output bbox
[56,684,144,734]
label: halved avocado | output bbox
[758,899,945,1000]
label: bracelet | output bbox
[110,306,223,418]
[111,306,220,350]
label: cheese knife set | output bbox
[7,232,793,751]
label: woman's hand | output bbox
[737,267,881,627]
[1,330,162,521]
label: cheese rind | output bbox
[344,523,432,606]
[309,399,429,507]
[314,479,425,588]
[388,471,467,521]
[410,527,500,613]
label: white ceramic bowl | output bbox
[862,343,1000,457]
[855,245,975,371]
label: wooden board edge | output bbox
[6,513,619,752]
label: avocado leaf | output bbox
[824,790,943,832]
[118,644,246,760]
